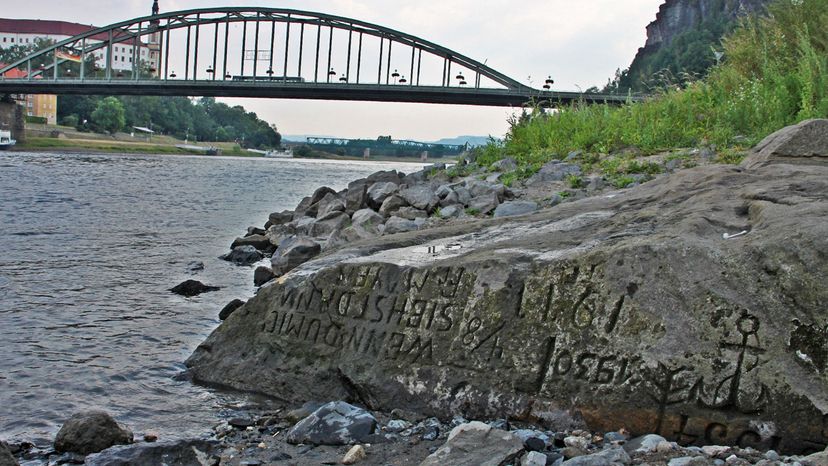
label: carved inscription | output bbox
[535,335,639,394]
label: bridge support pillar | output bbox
[0,101,25,143]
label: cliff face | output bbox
[643,0,769,50]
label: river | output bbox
[0,151,425,445]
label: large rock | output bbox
[351,209,385,232]
[420,421,523,466]
[267,210,294,228]
[467,192,500,215]
[744,119,828,169]
[220,245,264,266]
[219,299,246,320]
[231,234,273,252]
[84,439,218,466]
[187,137,828,454]
[494,201,539,218]
[0,441,16,466]
[383,216,419,235]
[527,161,582,184]
[400,185,439,212]
[271,236,322,276]
[286,401,377,445]
[54,411,133,455]
[170,280,220,297]
[308,212,350,238]
[345,182,369,214]
[367,182,399,209]
[379,195,409,217]
[254,266,277,287]
[316,193,347,218]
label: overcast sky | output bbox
[10,1,664,140]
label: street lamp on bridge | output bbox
[543,76,554,90]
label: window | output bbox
[10,38,14,43]
[2,38,6,43]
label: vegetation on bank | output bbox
[476,0,827,179]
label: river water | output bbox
[0,151,424,445]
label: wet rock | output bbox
[271,236,321,276]
[267,210,294,228]
[561,447,630,465]
[254,266,276,287]
[316,193,346,218]
[0,441,16,466]
[523,451,548,466]
[379,195,409,217]
[220,245,264,266]
[494,200,539,218]
[231,235,273,253]
[84,439,217,466]
[170,280,220,297]
[367,182,399,209]
[308,212,349,238]
[419,421,522,466]
[286,401,377,446]
[400,185,439,212]
[219,299,245,320]
[54,411,133,455]
[744,118,828,169]
[383,216,419,235]
[341,444,367,464]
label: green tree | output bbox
[90,97,126,134]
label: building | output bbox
[0,63,56,124]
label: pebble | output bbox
[703,445,731,457]
[765,450,781,461]
[385,419,411,433]
[341,444,366,464]
[564,435,590,449]
[229,418,256,429]
[143,432,158,442]
[522,450,548,466]
[656,440,677,453]
[525,436,546,452]
[421,426,439,441]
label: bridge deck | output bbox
[0,80,639,107]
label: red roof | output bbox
[0,18,148,46]
[0,62,28,78]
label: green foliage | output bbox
[59,115,79,127]
[90,97,126,134]
[25,115,48,124]
[566,174,585,189]
[491,0,828,171]
[465,207,481,216]
[293,145,319,158]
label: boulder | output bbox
[293,196,315,218]
[271,236,321,276]
[400,185,439,212]
[0,441,16,466]
[345,182,368,214]
[169,280,220,297]
[494,201,539,218]
[623,434,665,454]
[287,216,316,236]
[527,161,582,184]
[187,152,828,454]
[491,157,518,172]
[366,170,403,184]
[561,447,631,465]
[454,185,473,205]
[286,401,377,446]
[254,266,277,287]
[367,182,399,209]
[231,234,273,252]
[245,226,266,237]
[396,207,429,220]
[435,185,454,199]
[267,210,294,228]
[84,439,218,466]
[219,299,246,320]
[308,212,350,238]
[220,245,264,266]
[440,190,461,207]
[467,192,500,215]
[310,186,338,205]
[54,411,133,455]
[522,451,548,466]
[419,421,523,466]
[351,209,385,232]
[316,193,347,218]
[378,195,409,217]
[383,216,419,235]
[744,119,828,169]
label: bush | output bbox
[59,115,79,127]
[25,115,48,124]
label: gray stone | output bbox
[561,447,630,466]
[419,421,523,466]
[454,186,472,205]
[293,196,314,218]
[803,450,828,466]
[288,216,316,236]
[523,451,548,466]
[345,182,368,214]
[435,185,454,199]
[351,209,385,233]
[383,216,419,235]
[0,441,16,466]
[486,173,503,183]
[271,236,321,276]
[494,200,539,218]
[231,234,273,252]
[527,161,582,184]
[310,186,338,206]
[623,434,666,454]
[187,161,828,454]
[466,180,497,198]
[467,192,499,215]
[396,207,429,220]
[267,210,294,228]
[668,457,711,466]
[367,182,399,209]
[745,119,828,168]
[379,195,409,217]
[439,205,463,218]
[400,185,439,212]
[286,401,377,446]
[219,299,245,320]
[254,266,277,287]
[491,157,518,172]
[246,226,266,237]
[54,411,133,455]
[315,193,347,218]
[440,190,461,207]
[220,245,264,266]
[366,170,403,184]
[170,280,220,297]
[308,212,349,238]
[84,439,218,466]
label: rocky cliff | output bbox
[643,0,768,49]
[186,121,828,454]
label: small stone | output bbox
[229,418,255,429]
[564,435,590,449]
[54,410,134,455]
[764,450,780,461]
[603,431,627,445]
[341,444,366,464]
[657,440,676,453]
[385,420,411,433]
[421,426,439,441]
[257,442,266,449]
[143,432,158,443]
[669,456,710,466]
[623,434,666,454]
[169,280,220,297]
[220,245,264,266]
[702,445,731,457]
[523,450,548,466]
[525,437,546,452]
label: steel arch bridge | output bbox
[0,8,636,107]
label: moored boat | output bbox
[0,130,16,150]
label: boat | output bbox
[264,149,294,158]
[0,130,16,150]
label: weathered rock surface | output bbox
[271,236,322,276]
[494,200,539,218]
[54,411,133,455]
[286,401,377,446]
[220,245,264,266]
[219,299,246,320]
[744,119,828,169]
[230,234,273,252]
[170,280,220,297]
[419,421,523,466]
[188,133,828,454]
[0,441,16,466]
[84,439,218,466]
[254,266,277,287]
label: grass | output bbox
[480,0,828,176]
[18,137,251,156]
